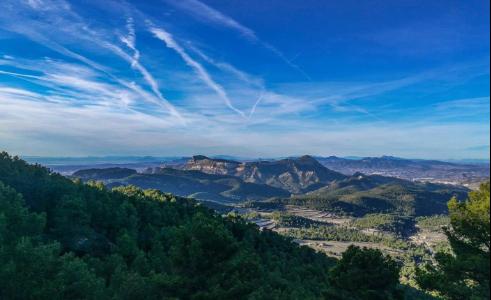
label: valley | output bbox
[2,152,489,299]
[238,204,448,260]
[69,155,481,264]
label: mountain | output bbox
[69,156,470,216]
[285,173,469,216]
[73,167,137,180]
[182,155,347,194]
[317,156,490,184]
[73,167,290,204]
[0,151,341,299]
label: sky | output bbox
[0,0,489,159]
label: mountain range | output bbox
[74,167,290,204]
[31,155,489,185]
[317,156,489,184]
[73,156,471,216]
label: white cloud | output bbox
[0,0,488,159]
[188,45,264,88]
[150,26,246,117]
[1,85,488,159]
[1,0,184,121]
[120,17,140,68]
[26,0,44,9]
[165,0,257,41]
[434,97,490,112]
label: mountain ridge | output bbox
[74,166,291,203]
[71,156,471,217]
[182,155,347,194]
[316,155,489,185]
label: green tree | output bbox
[326,245,403,300]
[416,182,490,299]
[0,182,105,300]
[2,152,335,299]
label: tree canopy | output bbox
[416,182,490,300]
[326,245,403,300]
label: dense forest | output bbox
[0,152,488,299]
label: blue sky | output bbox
[0,0,489,159]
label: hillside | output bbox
[183,155,347,194]
[285,173,469,216]
[73,167,290,204]
[0,151,340,299]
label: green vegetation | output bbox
[325,245,403,299]
[242,200,285,210]
[0,152,336,299]
[1,151,486,299]
[284,225,412,250]
[73,167,290,204]
[416,182,490,300]
[272,213,329,228]
[286,176,468,217]
[415,215,450,231]
[0,152,415,299]
[351,213,414,236]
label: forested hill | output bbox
[286,174,469,216]
[0,151,346,299]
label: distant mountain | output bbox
[73,167,137,180]
[317,156,489,184]
[23,155,187,166]
[73,167,290,204]
[182,155,347,194]
[285,173,469,216]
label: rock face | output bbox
[182,155,347,194]
[184,156,241,176]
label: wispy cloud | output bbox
[188,44,264,89]
[120,17,140,68]
[26,0,44,10]
[434,97,490,112]
[165,0,311,80]
[0,0,488,158]
[165,0,257,41]
[1,83,487,159]
[150,26,246,117]
[1,0,184,120]
[186,44,267,117]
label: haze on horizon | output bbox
[0,0,489,159]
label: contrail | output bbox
[249,92,265,119]
[164,0,311,80]
[150,26,246,118]
[120,17,140,68]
